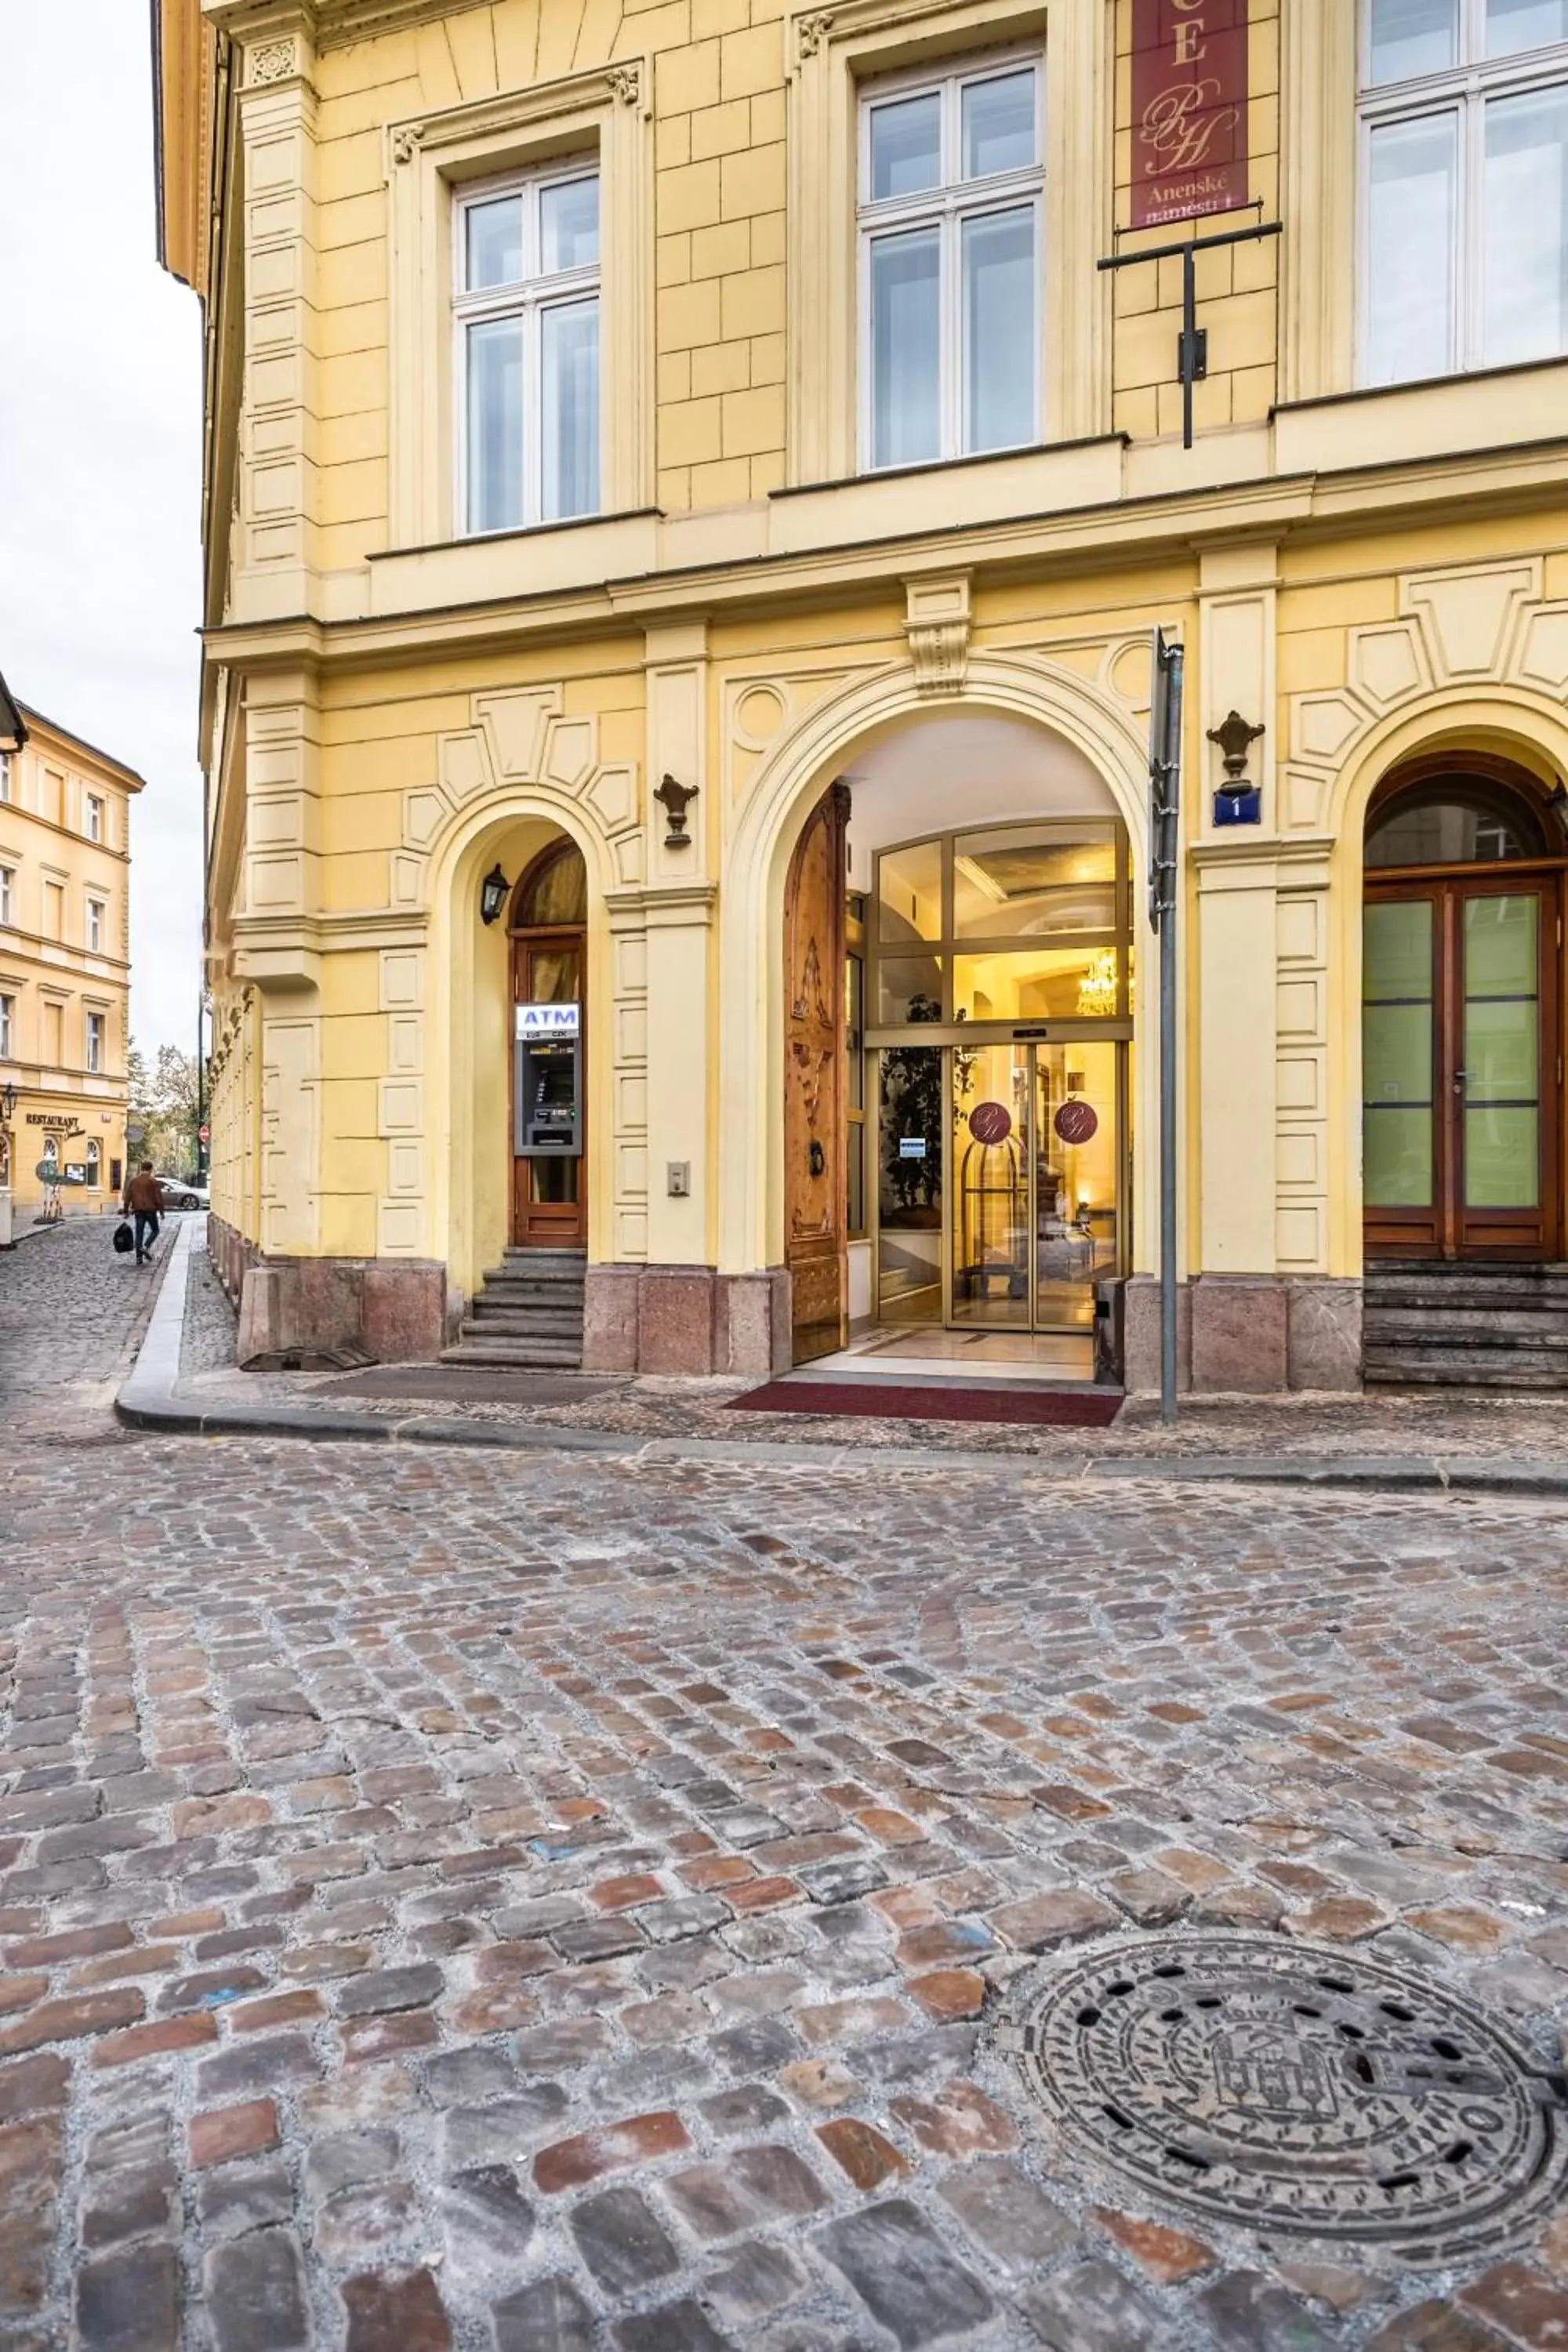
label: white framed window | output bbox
[85,793,104,843]
[85,1011,105,1075]
[0,869,13,927]
[858,55,1044,472]
[454,161,601,535]
[86,896,104,953]
[1361,0,1568,383]
[85,1138,101,1189]
[0,995,12,1057]
[0,754,11,805]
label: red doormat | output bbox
[727,1378,1123,1427]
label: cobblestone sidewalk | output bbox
[176,1229,1568,1468]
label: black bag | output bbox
[113,1221,133,1255]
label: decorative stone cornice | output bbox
[387,57,647,169]
[204,1,492,55]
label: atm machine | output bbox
[514,1001,583,1159]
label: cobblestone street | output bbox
[2,1225,1567,2350]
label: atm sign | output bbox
[516,1002,580,1039]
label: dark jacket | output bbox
[124,1173,165,1214]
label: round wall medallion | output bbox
[996,1932,1567,2263]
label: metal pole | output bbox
[1150,633,1185,1427]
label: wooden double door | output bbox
[1363,869,1563,1261]
[510,844,587,1249]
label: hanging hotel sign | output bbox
[1131,0,1249,230]
[515,1002,579,1039]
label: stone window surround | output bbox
[385,62,654,555]
[786,0,1111,486]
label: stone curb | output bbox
[113,1236,1568,1495]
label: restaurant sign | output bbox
[1131,0,1249,230]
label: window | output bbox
[0,995,12,1057]
[858,58,1043,470]
[0,1133,9,1189]
[1362,0,1568,383]
[456,163,601,534]
[85,1138,101,1189]
[86,896,105,953]
[85,1011,105,1075]
[0,869,13,926]
[85,793,104,843]
[0,753,10,804]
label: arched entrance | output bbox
[510,837,587,1249]
[780,710,1136,1374]
[1363,756,1566,1261]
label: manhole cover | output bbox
[997,1931,1568,2263]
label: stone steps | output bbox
[441,1248,586,1370]
[1364,1260,1568,1388]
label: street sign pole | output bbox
[1149,630,1185,1427]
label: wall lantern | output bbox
[0,1082,15,1125]
[1207,710,1266,827]
[653,773,699,848]
[480,864,511,925]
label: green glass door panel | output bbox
[1465,996,1538,1099]
[1463,893,1541,1209]
[1365,1108,1436,1206]
[1364,1003,1433,1101]
[1363,900,1435,1208]
[1464,892,1536,993]
[1465,1107,1540,1206]
[1363,898,1434,997]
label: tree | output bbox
[128,1041,199,1174]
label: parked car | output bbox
[158,1177,210,1211]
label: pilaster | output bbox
[234,13,322,619]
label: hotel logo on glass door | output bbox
[1131,0,1249,229]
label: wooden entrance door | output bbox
[1363,873,1562,1261]
[784,782,850,1362]
[510,842,587,1249]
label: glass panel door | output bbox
[1363,898,1437,1221]
[876,1044,944,1322]
[952,1042,1030,1327]
[1462,892,1541,1210]
[1034,1042,1123,1334]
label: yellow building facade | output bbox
[154,0,1568,1388]
[0,688,141,1224]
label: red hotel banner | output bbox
[1131,0,1250,230]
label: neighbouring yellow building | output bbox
[154,0,1568,1390]
[0,676,141,1225]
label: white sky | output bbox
[0,1,205,1058]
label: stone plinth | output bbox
[582,1265,791,1377]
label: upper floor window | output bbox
[85,793,104,843]
[858,58,1043,472]
[0,754,11,804]
[86,896,105,953]
[85,1011,105,1075]
[1362,0,1568,383]
[0,994,13,1057]
[456,164,601,535]
[0,869,13,927]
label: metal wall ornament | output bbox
[654,774,699,847]
[1207,708,1266,826]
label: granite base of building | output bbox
[582,1264,793,1377]
[1124,1275,1363,1396]
[211,1215,447,1367]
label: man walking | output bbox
[122,1161,165,1265]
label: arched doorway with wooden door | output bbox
[1363,757,1568,1266]
[510,836,589,1250]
